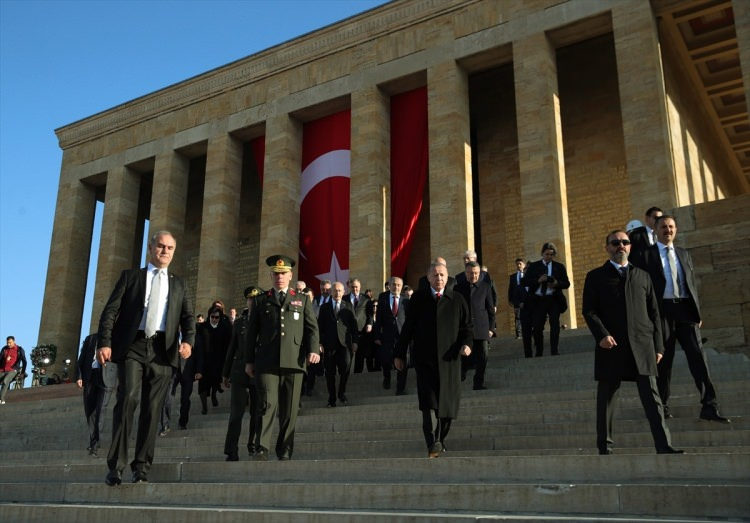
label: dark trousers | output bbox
[532,296,561,356]
[520,302,534,358]
[461,339,488,387]
[324,346,351,402]
[107,336,173,476]
[223,372,259,456]
[159,368,178,431]
[421,409,452,449]
[255,369,303,459]
[83,369,113,450]
[380,342,408,392]
[513,306,522,338]
[659,301,718,410]
[596,375,672,452]
[176,366,196,428]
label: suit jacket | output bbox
[318,299,359,355]
[373,292,409,350]
[245,289,320,373]
[522,259,570,312]
[583,262,663,380]
[76,333,117,389]
[454,279,496,340]
[343,293,373,333]
[395,287,472,418]
[223,309,252,385]
[507,272,528,307]
[97,267,196,368]
[637,243,701,323]
[455,270,498,307]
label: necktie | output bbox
[278,290,286,304]
[334,301,340,316]
[435,292,442,302]
[541,263,549,295]
[353,296,359,308]
[667,247,680,298]
[392,296,398,316]
[145,269,162,337]
[619,266,627,280]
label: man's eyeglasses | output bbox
[210,315,220,319]
[609,239,631,247]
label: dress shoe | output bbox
[105,470,122,486]
[132,471,148,483]
[551,351,560,356]
[382,377,391,390]
[599,448,613,455]
[327,401,336,408]
[428,441,443,458]
[338,394,348,405]
[253,449,269,461]
[656,447,685,454]
[88,447,98,457]
[278,455,291,461]
[178,424,187,430]
[700,409,731,424]
[226,452,239,462]
[473,385,487,391]
[159,427,170,437]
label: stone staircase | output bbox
[1,330,748,522]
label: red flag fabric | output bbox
[298,110,351,286]
[390,87,428,277]
[250,136,265,186]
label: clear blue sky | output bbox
[0,0,387,381]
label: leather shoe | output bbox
[327,400,336,408]
[382,378,391,390]
[473,385,487,390]
[226,452,239,462]
[428,441,443,458]
[132,471,148,483]
[253,448,269,461]
[657,447,685,454]
[105,470,122,486]
[700,409,731,424]
[338,394,348,405]
[599,448,613,455]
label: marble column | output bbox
[38,160,98,370]
[427,61,474,271]
[90,165,142,332]
[513,31,577,328]
[150,150,189,276]
[613,0,677,216]
[350,85,390,289]
[195,133,243,311]
[256,113,303,286]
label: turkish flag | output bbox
[298,110,351,287]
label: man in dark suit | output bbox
[395,262,473,458]
[97,230,195,485]
[455,250,498,309]
[312,279,332,317]
[76,332,117,456]
[583,229,683,455]
[455,261,496,390]
[318,281,359,407]
[222,285,263,461]
[373,276,409,394]
[522,242,570,356]
[507,258,527,341]
[628,206,663,265]
[344,278,373,374]
[418,257,456,292]
[636,215,729,423]
[244,255,321,461]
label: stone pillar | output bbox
[350,86,390,290]
[90,165,142,332]
[150,151,189,276]
[735,0,750,110]
[257,113,303,286]
[427,61,474,271]
[513,32,577,328]
[195,134,243,311]
[612,0,677,216]
[38,161,97,369]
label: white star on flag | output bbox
[315,251,349,284]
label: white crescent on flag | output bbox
[299,149,351,204]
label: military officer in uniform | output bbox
[222,285,263,461]
[245,255,320,460]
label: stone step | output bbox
[1,481,747,520]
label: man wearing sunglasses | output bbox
[583,230,682,455]
[636,215,729,424]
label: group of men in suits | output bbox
[582,211,730,455]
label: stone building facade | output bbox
[41,0,750,369]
